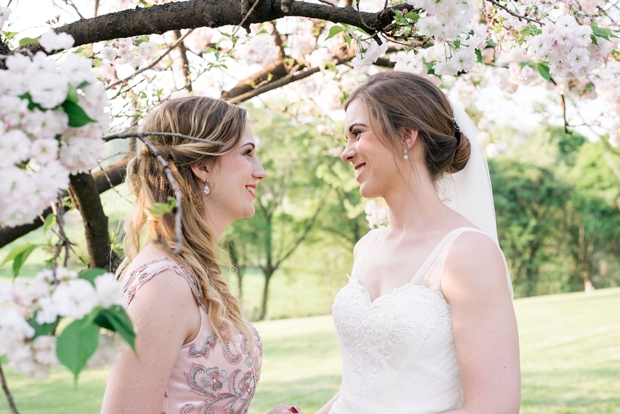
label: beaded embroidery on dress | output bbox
[330,227,507,414]
[123,257,262,414]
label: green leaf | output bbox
[1,243,39,277]
[29,315,60,339]
[77,81,90,90]
[485,38,496,47]
[43,214,56,233]
[590,34,599,47]
[61,100,96,127]
[79,268,108,287]
[56,319,99,380]
[475,48,482,63]
[590,24,618,42]
[344,33,352,48]
[3,31,18,40]
[95,305,136,352]
[325,25,344,41]
[522,25,543,38]
[18,37,38,46]
[404,12,420,22]
[325,61,338,72]
[66,84,80,104]
[537,61,551,82]
[424,60,437,76]
[147,197,177,216]
[18,92,44,111]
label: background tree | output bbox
[226,108,329,320]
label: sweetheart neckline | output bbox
[350,276,446,306]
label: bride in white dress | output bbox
[318,72,520,414]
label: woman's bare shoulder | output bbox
[442,230,511,301]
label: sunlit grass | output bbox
[1,288,619,413]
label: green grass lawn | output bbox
[1,288,619,413]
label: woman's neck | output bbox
[383,170,448,234]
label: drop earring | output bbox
[403,146,409,160]
[203,179,211,195]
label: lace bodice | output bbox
[330,227,505,414]
[122,257,262,414]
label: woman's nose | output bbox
[254,161,267,180]
[341,141,355,163]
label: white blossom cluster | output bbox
[365,199,389,229]
[0,31,110,227]
[528,15,608,78]
[240,34,279,66]
[99,37,158,66]
[0,269,124,379]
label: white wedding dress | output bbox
[330,226,509,414]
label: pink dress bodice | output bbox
[122,257,262,414]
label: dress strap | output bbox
[415,227,513,298]
[122,256,203,306]
[351,229,382,279]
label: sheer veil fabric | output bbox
[437,102,498,242]
[438,101,513,298]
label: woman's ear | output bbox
[401,128,419,150]
[190,161,209,184]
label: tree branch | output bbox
[47,0,401,49]
[225,66,321,104]
[485,0,545,26]
[69,172,119,271]
[0,361,19,414]
[107,29,194,90]
[173,30,193,91]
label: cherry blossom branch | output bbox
[106,29,194,90]
[485,0,545,26]
[50,0,403,49]
[49,195,72,276]
[0,158,128,249]
[102,131,225,145]
[236,0,262,34]
[225,66,322,104]
[0,361,19,414]
[172,30,193,91]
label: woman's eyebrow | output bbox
[348,123,367,133]
[240,142,256,149]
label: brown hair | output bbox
[345,71,470,180]
[118,96,252,344]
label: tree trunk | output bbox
[69,173,119,271]
[225,239,243,298]
[258,266,274,321]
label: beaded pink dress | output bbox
[122,257,262,414]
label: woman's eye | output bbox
[352,130,362,139]
[244,149,253,157]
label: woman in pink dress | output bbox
[102,97,301,414]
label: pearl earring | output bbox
[403,147,409,160]
[203,179,211,195]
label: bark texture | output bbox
[69,173,119,271]
[53,0,397,48]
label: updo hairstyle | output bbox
[345,71,471,180]
[118,96,251,343]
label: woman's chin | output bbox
[359,183,380,199]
